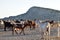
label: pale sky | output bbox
[0,0,60,18]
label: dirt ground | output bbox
[0,27,43,40]
[0,26,60,40]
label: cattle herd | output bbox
[0,19,60,36]
[0,19,38,35]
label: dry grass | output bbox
[0,26,60,40]
[0,27,42,40]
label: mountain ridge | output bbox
[2,6,60,21]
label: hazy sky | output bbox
[0,0,60,18]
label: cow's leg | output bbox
[32,25,35,29]
[15,30,18,35]
[14,28,19,35]
[30,25,32,30]
[4,26,6,31]
[12,27,14,35]
[20,29,25,35]
[22,29,25,35]
[19,29,22,34]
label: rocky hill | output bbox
[2,6,60,21]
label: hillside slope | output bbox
[3,6,60,21]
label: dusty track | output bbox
[0,27,43,40]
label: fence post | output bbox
[58,27,59,37]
